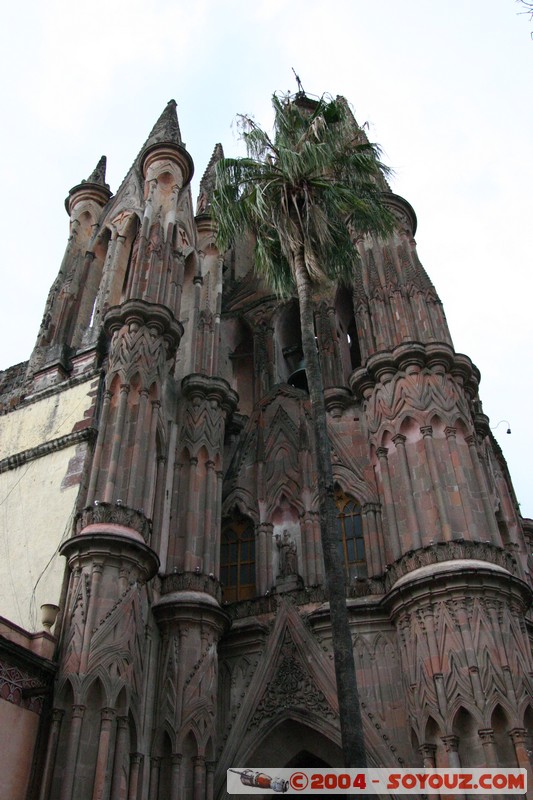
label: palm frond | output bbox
[212,91,395,297]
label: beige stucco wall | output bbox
[0,444,86,631]
[0,380,95,632]
[0,698,40,800]
[0,380,93,459]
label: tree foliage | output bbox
[213,91,394,767]
[213,92,393,295]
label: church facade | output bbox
[0,99,532,800]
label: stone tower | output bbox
[0,98,532,800]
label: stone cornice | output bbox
[181,373,239,414]
[350,342,480,401]
[104,299,183,351]
[1,370,100,417]
[161,571,222,603]
[0,427,96,474]
[75,503,152,543]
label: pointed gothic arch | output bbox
[335,284,362,378]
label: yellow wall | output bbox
[0,445,87,631]
[0,380,95,631]
[0,380,93,459]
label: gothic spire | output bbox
[143,99,183,150]
[65,155,112,213]
[196,143,224,215]
[83,155,109,189]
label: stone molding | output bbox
[0,427,96,474]
[161,571,222,603]
[0,636,56,716]
[382,540,519,593]
[350,342,479,402]
[75,503,152,543]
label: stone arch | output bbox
[274,301,305,388]
[424,716,446,767]
[83,225,112,335]
[268,486,304,521]
[453,706,484,767]
[157,730,174,800]
[221,490,259,526]
[398,414,421,442]
[109,212,141,306]
[238,715,342,771]
[332,464,377,506]
[490,704,517,766]
[224,316,255,415]
[81,669,112,709]
[485,694,518,731]
[115,685,128,716]
[335,284,361,377]
[447,693,483,734]
[182,246,198,282]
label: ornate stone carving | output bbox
[104,299,182,390]
[248,634,335,729]
[161,571,222,603]
[0,662,50,715]
[76,503,152,542]
[383,540,518,592]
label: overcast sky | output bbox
[0,0,531,517]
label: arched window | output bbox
[220,514,256,602]
[335,491,366,577]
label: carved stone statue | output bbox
[276,529,298,577]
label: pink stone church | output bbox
[0,99,532,800]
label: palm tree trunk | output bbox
[293,246,367,769]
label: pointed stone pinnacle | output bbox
[83,155,110,189]
[196,143,224,214]
[144,99,183,149]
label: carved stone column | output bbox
[110,715,130,799]
[60,705,86,800]
[148,756,161,800]
[444,426,476,538]
[362,502,384,576]
[478,728,497,767]
[465,434,500,544]
[392,433,421,550]
[441,735,461,768]
[206,761,216,800]
[256,522,272,594]
[421,426,451,542]
[127,753,143,800]
[419,743,437,768]
[193,755,206,800]
[92,707,116,800]
[39,709,65,800]
[509,728,533,791]
[170,754,182,800]
[376,447,401,561]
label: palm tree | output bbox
[212,92,393,768]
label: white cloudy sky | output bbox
[0,0,531,517]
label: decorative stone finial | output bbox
[144,99,182,149]
[196,143,224,215]
[83,155,109,190]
